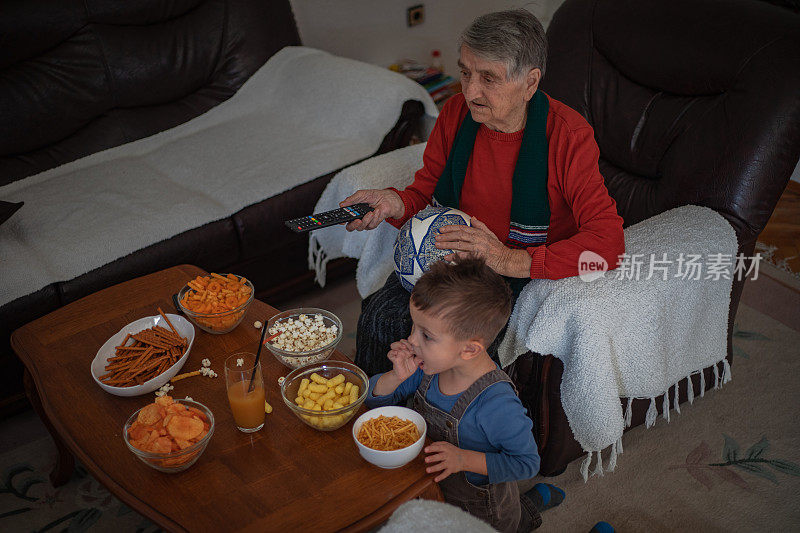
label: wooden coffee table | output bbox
[11,265,442,532]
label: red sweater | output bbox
[387,93,625,280]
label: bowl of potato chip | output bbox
[124,396,214,473]
[280,361,367,431]
[177,273,254,334]
[266,308,342,369]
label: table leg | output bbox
[23,369,75,487]
[418,481,444,502]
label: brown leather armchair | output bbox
[507,0,800,475]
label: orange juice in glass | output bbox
[224,353,265,432]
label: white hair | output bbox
[460,9,547,80]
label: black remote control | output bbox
[285,203,374,233]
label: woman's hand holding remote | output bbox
[340,189,404,231]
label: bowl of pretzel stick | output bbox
[91,308,195,397]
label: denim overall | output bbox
[412,369,540,532]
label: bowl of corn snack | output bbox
[177,273,254,334]
[280,361,367,431]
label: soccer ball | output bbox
[393,206,472,291]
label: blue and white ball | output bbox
[393,206,472,291]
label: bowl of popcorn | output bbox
[124,396,214,473]
[176,273,254,334]
[265,308,342,369]
[280,360,368,431]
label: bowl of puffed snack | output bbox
[280,361,367,431]
[177,273,254,334]
[265,308,342,369]
[124,396,214,473]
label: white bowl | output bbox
[91,314,195,397]
[352,406,427,469]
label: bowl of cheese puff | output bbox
[280,361,367,431]
[124,396,214,473]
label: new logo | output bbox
[578,250,608,282]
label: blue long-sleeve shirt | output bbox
[366,368,540,486]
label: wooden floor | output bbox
[758,180,800,274]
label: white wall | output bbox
[289,1,800,185]
[289,1,564,76]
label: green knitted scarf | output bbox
[432,89,550,250]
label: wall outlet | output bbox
[407,4,424,27]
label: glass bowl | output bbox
[176,276,254,334]
[123,399,215,473]
[265,308,342,369]
[280,361,367,432]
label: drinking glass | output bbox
[224,352,265,433]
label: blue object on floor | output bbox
[590,521,615,533]
[529,482,565,511]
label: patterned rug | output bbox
[540,301,800,530]
[1,275,798,532]
[756,241,800,280]
[0,458,160,532]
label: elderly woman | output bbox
[342,9,624,376]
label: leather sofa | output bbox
[507,0,800,475]
[0,0,424,417]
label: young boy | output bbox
[366,257,560,532]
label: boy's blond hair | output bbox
[410,257,512,345]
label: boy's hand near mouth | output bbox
[374,339,419,395]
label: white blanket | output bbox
[311,149,738,479]
[309,143,424,297]
[0,46,436,307]
[498,205,736,478]
[379,499,496,533]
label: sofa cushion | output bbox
[0,0,301,185]
[0,47,435,310]
[0,200,22,226]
